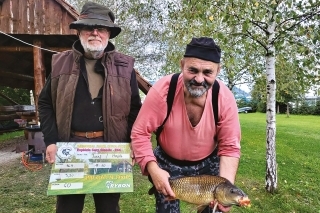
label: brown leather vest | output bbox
[50,42,134,142]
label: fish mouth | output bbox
[238,196,251,207]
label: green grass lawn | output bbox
[0,113,319,213]
[0,130,24,142]
[235,113,320,213]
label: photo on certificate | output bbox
[47,142,133,196]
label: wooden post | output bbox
[134,69,152,95]
[33,40,46,123]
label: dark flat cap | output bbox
[70,1,121,39]
[184,37,221,63]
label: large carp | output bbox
[149,175,251,212]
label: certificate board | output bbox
[47,142,133,196]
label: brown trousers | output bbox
[56,136,120,213]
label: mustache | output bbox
[189,78,208,87]
[88,36,102,41]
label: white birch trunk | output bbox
[265,20,277,193]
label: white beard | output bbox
[187,86,207,98]
[185,79,210,98]
[80,36,107,59]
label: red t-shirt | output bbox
[131,74,241,175]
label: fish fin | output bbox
[164,195,177,201]
[168,175,184,181]
[196,205,208,213]
[148,187,177,200]
[148,186,156,195]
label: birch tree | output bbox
[222,2,319,192]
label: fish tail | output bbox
[148,186,156,195]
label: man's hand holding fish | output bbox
[147,161,175,197]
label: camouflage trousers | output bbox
[152,146,220,213]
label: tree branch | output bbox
[250,20,268,34]
[277,9,320,30]
[244,30,268,51]
[273,9,320,43]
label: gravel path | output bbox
[0,137,26,165]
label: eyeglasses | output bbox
[81,26,109,33]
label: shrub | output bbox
[313,99,320,115]
[256,101,266,113]
[297,101,314,115]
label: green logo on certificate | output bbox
[47,142,133,196]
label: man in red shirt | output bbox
[131,37,241,213]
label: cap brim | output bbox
[70,19,121,39]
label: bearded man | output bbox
[131,37,241,213]
[38,2,141,213]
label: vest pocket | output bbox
[114,60,128,67]
[114,54,129,67]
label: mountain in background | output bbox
[232,86,251,100]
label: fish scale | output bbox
[149,175,250,212]
[170,175,228,205]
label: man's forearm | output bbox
[219,156,239,183]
